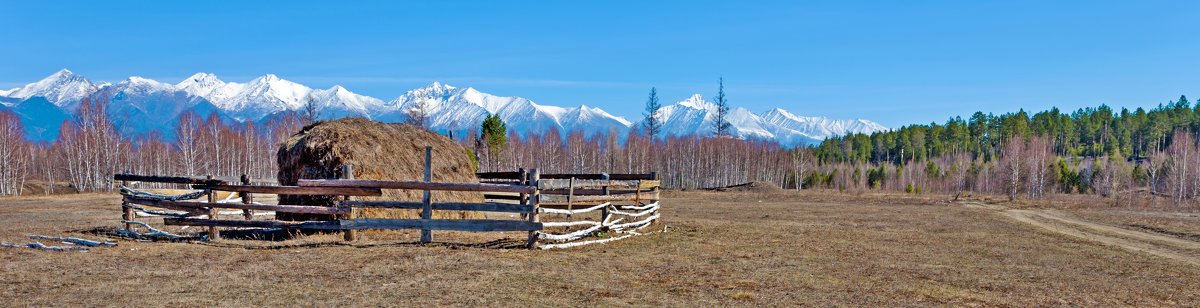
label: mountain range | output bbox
[0,69,887,145]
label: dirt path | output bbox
[963,202,1200,267]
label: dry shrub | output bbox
[276,118,483,220]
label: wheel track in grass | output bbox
[962,202,1200,267]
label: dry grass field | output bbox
[3,191,1200,306]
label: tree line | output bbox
[2,86,1197,207]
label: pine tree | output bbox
[480,114,507,170]
[713,77,732,137]
[642,87,663,139]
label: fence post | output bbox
[566,177,575,219]
[342,164,357,242]
[240,174,254,220]
[206,175,220,241]
[421,146,433,244]
[121,173,133,232]
[526,168,540,250]
[600,173,610,225]
[518,168,527,219]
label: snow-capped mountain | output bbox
[645,94,888,145]
[375,82,633,135]
[2,69,99,110]
[91,76,226,137]
[0,69,887,146]
[760,108,887,144]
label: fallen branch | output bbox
[608,204,659,218]
[121,221,185,239]
[539,233,635,249]
[28,235,115,247]
[1,241,90,251]
[619,201,659,211]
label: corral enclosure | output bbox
[111,118,663,249]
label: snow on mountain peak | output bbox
[5,68,98,108]
[678,94,715,110]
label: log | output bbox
[298,179,536,194]
[125,197,349,215]
[164,218,543,232]
[341,201,533,213]
[28,235,115,247]
[476,172,656,181]
[114,174,226,185]
[483,193,523,201]
[539,203,609,215]
[165,218,336,229]
[539,233,635,250]
[123,197,209,215]
[196,184,383,196]
[341,219,542,232]
[540,191,659,204]
[538,179,645,190]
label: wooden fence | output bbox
[114,148,661,249]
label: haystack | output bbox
[276,118,483,221]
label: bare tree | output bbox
[1001,139,1024,201]
[406,98,432,129]
[300,94,321,126]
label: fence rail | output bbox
[113,148,662,249]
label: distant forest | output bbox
[1,94,1197,206]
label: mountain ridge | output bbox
[0,70,888,145]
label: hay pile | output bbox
[276,118,483,221]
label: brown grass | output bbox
[276,118,482,220]
[2,191,1199,306]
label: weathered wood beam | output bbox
[194,184,383,196]
[124,197,349,215]
[538,179,659,190]
[164,218,543,232]
[114,174,226,185]
[341,201,533,213]
[539,191,659,204]
[298,179,535,194]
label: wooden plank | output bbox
[341,219,542,232]
[197,184,383,196]
[163,218,542,232]
[540,188,652,196]
[298,179,536,194]
[114,173,226,185]
[342,201,533,213]
[483,193,523,201]
[539,191,659,204]
[538,179,645,190]
[124,197,348,215]
[639,180,661,189]
[165,218,340,229]
[475,171,522,180]
[123,197,209,215]
[476,172,656,181]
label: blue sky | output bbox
[1,1,1197,127]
